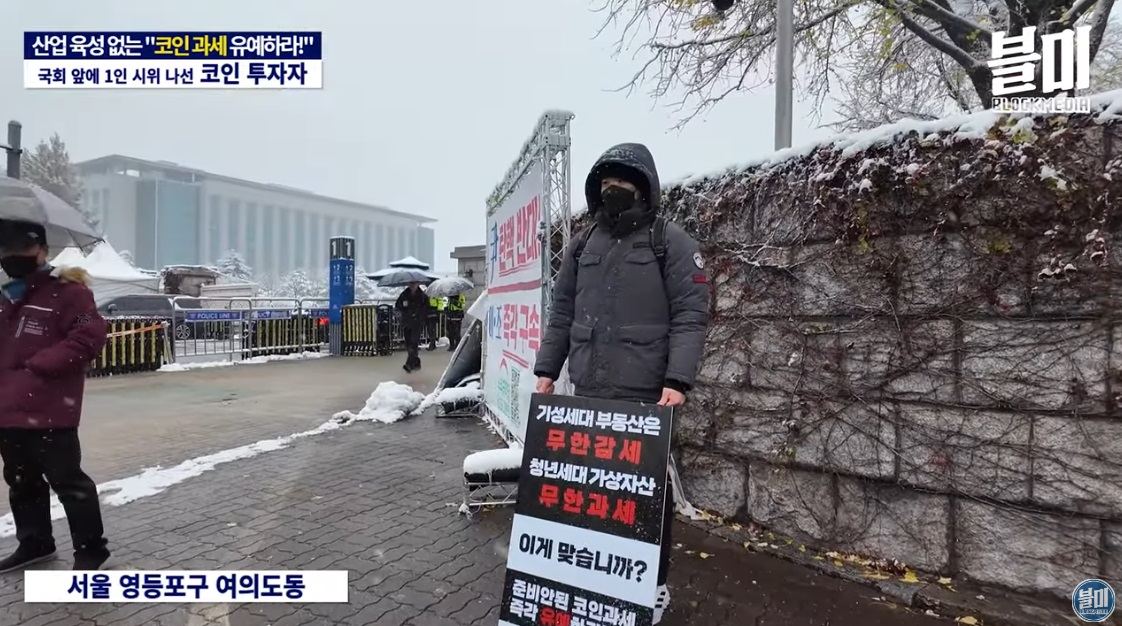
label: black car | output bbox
[98,295,229,341]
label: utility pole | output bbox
[712,0,793,149]
[2,120,21,179]
[775,0,794,149]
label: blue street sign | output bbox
[183,310,243,322]
[328,236,356,325]
[252,309,291,320]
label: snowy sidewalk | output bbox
[0,409,950,625]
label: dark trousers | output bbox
[403,325,422,368]
[426,315,439,347]
[0,428,108,557]
[446,314,462,349]
[659,478,673,585]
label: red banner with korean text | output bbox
[484,161,544,442]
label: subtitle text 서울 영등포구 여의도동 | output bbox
[23,570,348,602]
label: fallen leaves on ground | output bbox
[699,552,712,559]
[954,617,979,625]
[901,570,921,584]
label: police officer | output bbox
[426,294,444,351]
[446,293,465,351]
[532,143,709,623]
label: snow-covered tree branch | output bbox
[20,133,99,233]
[215,250,254,283]
[595,0,1120,131]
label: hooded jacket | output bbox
[0,266,107,429]
[533,143,710,402]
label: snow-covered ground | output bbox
[159,351,328,372]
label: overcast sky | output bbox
[4,0,836,272]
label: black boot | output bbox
[73,551,110,571]
[0,545,57,574]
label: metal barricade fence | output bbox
[166,296,336,362]
[88,317,171,377]
[239,298,323,358]
[86,298,436,376]
[341,304,377,356]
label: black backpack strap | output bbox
[650,217,668,275]
[572,224,597,263]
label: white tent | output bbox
[366,256,440,281]
[52,241,161,306]
[387,256,429,269]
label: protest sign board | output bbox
[498,393,673,626]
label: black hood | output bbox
[584,142,661,215]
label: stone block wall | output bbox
[657,110,1122,598]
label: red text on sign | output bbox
[498,196,541,278]
[501,303,541,355]
[537,483,638,526]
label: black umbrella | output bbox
[377,268,435,287]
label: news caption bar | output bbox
[25,571,348,603]
[23,31,323,89]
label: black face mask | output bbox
[601,185,638,215]
[0,255,39,279]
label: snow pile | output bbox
[332,381,425,424]
[463,447,523,475]
[414,377,481,415]
[437,382,482,404]
[158,351,327,372]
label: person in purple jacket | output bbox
[0,220,110,573]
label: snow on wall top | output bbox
[674,89,1122,187]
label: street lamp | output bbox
[711,0,793,150]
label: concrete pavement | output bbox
[0,354,953,625]
[70,353,452,485]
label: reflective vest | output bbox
[429,297,445,310]
[447,294,466,311]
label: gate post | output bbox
[328,236,356,356]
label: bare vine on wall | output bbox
[553,110,1122,587]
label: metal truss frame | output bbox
[482,110,574,445]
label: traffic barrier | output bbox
[88,317,171,377]
[242,313,325,358]
[341,304,380,356]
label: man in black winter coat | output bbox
[532,142,709,623]
[395,282,428,372]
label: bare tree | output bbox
[596,0,1118,130]
[831,9,1122,129]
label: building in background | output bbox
[449,244,485,304]
[76,155,436,276]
